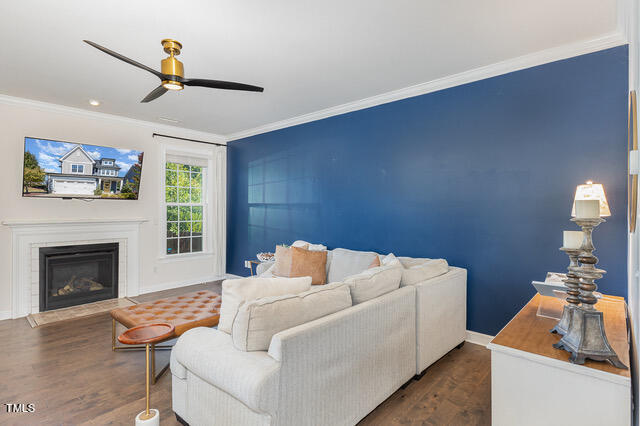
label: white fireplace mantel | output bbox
[4,218,148,318]
[2,218,149,227]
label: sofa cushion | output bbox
[232,282,352,351]
[274,245,327,285]
[172,327,280,414]
[219,276,312,333]
[343,259,402,304]
[327,248,379,283]
[399,258,449,287]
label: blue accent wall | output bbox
[227,46,629,335]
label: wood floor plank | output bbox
[0,281,491,425]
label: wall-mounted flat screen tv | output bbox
[22,137,144,200]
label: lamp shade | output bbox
[571,181,611,217]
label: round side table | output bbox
[119,323,175,426]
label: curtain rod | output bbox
[152,133,226,147]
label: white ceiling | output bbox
[1,0,620,137]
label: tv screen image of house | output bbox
[23,137,144,200]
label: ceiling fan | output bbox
[83,39,264,103]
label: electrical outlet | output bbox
[244,260,251,269]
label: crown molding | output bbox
[227,32,627,141]
[0,94,227,143]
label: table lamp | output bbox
[571,181,611,217]
[552,181,626,368]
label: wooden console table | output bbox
[487,294,631,426]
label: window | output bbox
[71,164,84,173]
[165,162,205,255]
[103,160,113,166]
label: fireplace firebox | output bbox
[39,243,119,312]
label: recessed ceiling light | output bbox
[159,116,181,124]
[89,99,100,106]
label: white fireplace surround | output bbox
[3,218,147,318]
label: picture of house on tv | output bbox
[23,138,144,199]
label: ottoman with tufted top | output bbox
[110,290,221,383]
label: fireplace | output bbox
[39,243,119,312]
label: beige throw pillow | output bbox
[218,276,312,333]
[274,245,327,285]
[232,282,352,351]
[400,258,449,286]
[343,258,402,304]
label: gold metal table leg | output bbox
[139,343,153,421]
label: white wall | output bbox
[0,96,228,317]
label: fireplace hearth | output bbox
[39,243,119,312]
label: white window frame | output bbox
[158,143,216,261]
[71,164,84,174]
[103,160,113,166]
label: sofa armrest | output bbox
[172,327,280,415]
[412,266,467,373]
[268,286,416,425]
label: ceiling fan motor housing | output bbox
[161,39,184,89]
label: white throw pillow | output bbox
[327,248,379,283]
[218,276,312,333]
[291,240,327,251]
[380,252,399,265]
[343,260,402,304]
[400,258,449,287]
[232,282,352,351]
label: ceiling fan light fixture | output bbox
[83,39,264,103]
[162,80,184,91]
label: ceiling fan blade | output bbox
[83,40,164,79]
[182,78,264,92]
[140,85,168,103]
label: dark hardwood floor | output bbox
[0,281,490,425]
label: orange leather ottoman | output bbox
[111,290,221,336]
[110,290,221,383]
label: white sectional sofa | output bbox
[171,246,467,426]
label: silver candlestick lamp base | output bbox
[550,247,583,335]
[553,217,627,369]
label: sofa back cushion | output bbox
[232,282,352,351]
[219,276,312,333]
[274,245,327,285]
[327,248,379,283]
[397,257,449,286]
[343,259,403,304]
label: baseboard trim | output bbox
[138,274,236,295]
[227,32,626,141]
[465,330,494,347]
[0,311,12,321]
